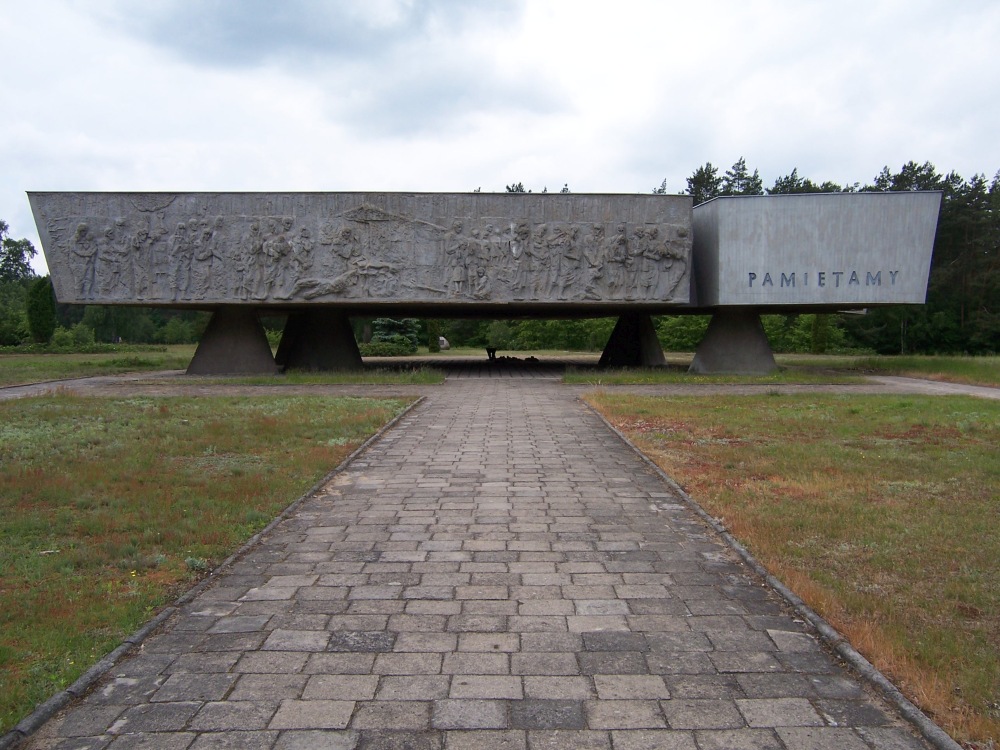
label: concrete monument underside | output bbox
[28,191,941,374]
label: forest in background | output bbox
[2,160,997,356]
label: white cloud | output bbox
[3,0,999,276]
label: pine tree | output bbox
[721,157,764,196]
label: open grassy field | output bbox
[851,355,1000,387]
[0,347,196,386]
[0,393,414,734]
[585,390,1000,746]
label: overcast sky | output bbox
[4,0,999,275]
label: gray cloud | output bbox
[102,0,522,68]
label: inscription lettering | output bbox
[747,269,902,291]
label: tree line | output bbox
[2,160,997,355]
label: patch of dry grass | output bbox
[586,391,1000,746]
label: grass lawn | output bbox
[563,365,864,385]
[585,391,1000,746]
[0,393,414,734]
[852,355,1000,388]
[0,346,196,387]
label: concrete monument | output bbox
[27,190,941,374]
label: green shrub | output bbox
[359,340,415,357]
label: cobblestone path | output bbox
[25,379,933,750]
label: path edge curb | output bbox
[0,395,425,750]
[580,396,963,750]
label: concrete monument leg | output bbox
[187,307,278,375]
[275,310,362,371]
[689,308,777,374]
[598,313,667,368]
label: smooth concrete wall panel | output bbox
[692,192,941,307]
[690,199,719,307]
[28,192,692,309]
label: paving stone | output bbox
[736,697,824,727]
[188,700,277,730]
[432,699,507,729]
[775,726,871,749]
[57,706,128,737]
[109,702,202,733]
[609,730,698,749]
[373,652,443,675]
[441,730,526,749]
[269,699,355,730]
[522,730,611,749]
[509,699,585,730]
[351,701,432,730]
[375,675,452,701]
[105,733,197,749]
[327,631,397,652]
[233,651,309,674]
[272,729,360,749]
[660,699,745,729]
[814,699,892,727]
[355,730,441,750]
[229,673,307,701]
[511,652,579,676]
[692,728,784,749]
[593,675,669,700]
[304,653,376,674]
[581,632,648,652]
[164,652,242,675]
[585,700,666,729]
[442,652,509,675]
[304,675,380,700]
[86,676,166,705]
[150,673,237,702]
[450,675,522,699]
[855,726,931,750]
[261,629,330,652]
[578,651,649,675]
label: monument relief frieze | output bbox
[29,192,693,307]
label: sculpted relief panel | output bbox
[29,193,692,306]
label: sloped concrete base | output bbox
[186,307,278,375]
[275,310,362,371]
[599,314,667,368]
[690,309,777,374]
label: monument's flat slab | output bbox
[692,192,941,308]
[28,192,692,310]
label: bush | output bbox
[656,315,710,351]
[359,340,416,357]
[370,318,420,352]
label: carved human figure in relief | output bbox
[580,224,606,300]
[169,222,194,301]
[191,219,225,299]
[635,226,660,299]
[130,222,152,300]
[71,223,99,298]
[509,223,532,298]
[98,220,131,298]
[606,222,629,296]
[445,221,468,297]
[472,266,491,299]
[549,225,581,300]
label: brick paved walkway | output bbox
[25,378,933,749]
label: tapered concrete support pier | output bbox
[689,308,777,374]
[598,313,667,368]
[186,307,278,375]
[275,310,363,371]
